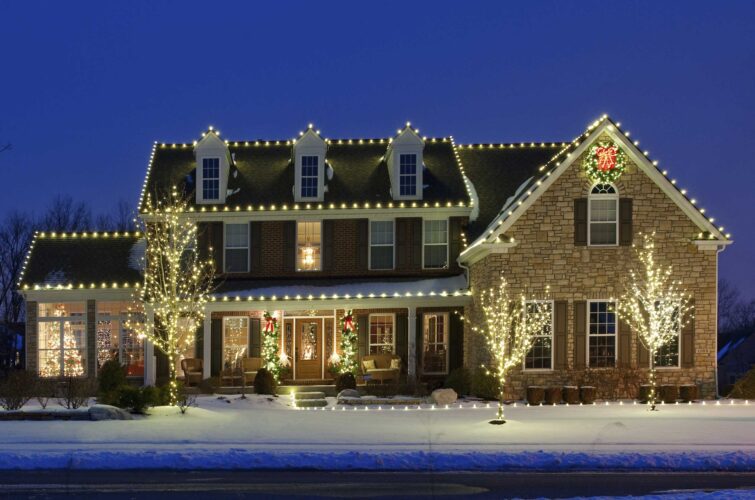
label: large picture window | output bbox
[225,223,249,273]
[223,317,249,370]
[423,219,448,269]
[422,313,448,374]
[588,300,616,367]
[524,301,553,370]
[589,183,618,245]
[38,302,87,377]
[369,220,394,270]
[369,314,395,354]
[202,158,220,200]
[399,153,417,196]
[301,155,319,198]
[96,301,145,377]
[297,221,321,271]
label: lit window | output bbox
[96,301,145,377]
[589,183,618,245]
[524,301,553,370]
[370,220,394,270]
[399,154,417,196]
[202,158,220,200]
[301,155,319,198]
[369,314,394,354]
[655,304,681,368]
[422,313,448,374]
[37,302,87,377]
[297,221,321,271]
[588,301,616,367]
[224,223,249,273]
[223,317,249,370]
[423,219,448,269]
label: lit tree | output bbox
[262,311,283,380]
[618,233,692,411]
[128,190,215,405]
[335,310,357,375]
[41,308,85,378]
[468,277,551,424]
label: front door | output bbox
[295,318,323,379]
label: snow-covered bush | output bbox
[0,370,34,410]
[57,376,95,409]
[34,376,57,409]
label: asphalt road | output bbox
[0,470,753,499]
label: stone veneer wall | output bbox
[465,134,719,399]
[25,301,37,373]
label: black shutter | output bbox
[618,317,631,367]
[448,311,464,372]
[283,221,296,272]
[195,323,204,359]
[249,221,262,273]
[211,318,222,376]
[249,318,261,358]
[410,218,422,269]
[323,220,335,272]
[355,219,368,271]
[396,219,408,269]
[681,299,695,368]
[554,301,568,370]
[619,198,633,246]
[395,312,408,370]
[448,217,463,270]
[638,340,649,367]
[574,301,587,368]
[211,222,224,274]
[156,350,169,380]
[357,314,369,358]
[574,199,588,246]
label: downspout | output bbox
[714,245,723,399]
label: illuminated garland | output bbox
[262,311,283,380]
[584,141,627,183]
[336,310,358,375]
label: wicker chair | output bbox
[181,358,203,387]
[361,354,401,384]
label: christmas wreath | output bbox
[584,142,627,183]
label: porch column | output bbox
[144,309,156,386]
[203,315,212,380]
[407,306,417,382]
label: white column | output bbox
[407,306,417,382]
[203,315,212,380]
[144,309,156,386]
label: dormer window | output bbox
[301,155,319,198]
[202,158,220,200]
[399,154,418,196]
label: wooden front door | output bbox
[295,318,323,379]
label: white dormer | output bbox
[194,128,232,204]
[386,123,425,201]
[293,126,327,202]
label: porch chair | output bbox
[361,354,401,384]
[181,358,203,387]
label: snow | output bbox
[42,269,68,285]
[463,174,479,222]
[213,274,468,299]
[128,239,145,271]
[0,396,753,471]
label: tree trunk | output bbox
[649,349,658,411]
[168,351,178,406]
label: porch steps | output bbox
[292,391,328,408]
[277,385,337,397]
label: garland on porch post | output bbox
[336,310,358,375]
[262,311,283,381]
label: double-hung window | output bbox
[655,304,681,368]
[588,301,617,367]
[588,183,618,245]
[524,301,553,370]
[399,153,417,196]
[202,158,220,200]
[423,219,448,269]
[369,220,394,270]
[369,314,395,354]
[301,155,319,198]
[224,223,249,273]
[422,313,449,374]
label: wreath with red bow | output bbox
[584,142,627,183]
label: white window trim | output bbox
[299,155,320,200]
[368,313,396,354]
[588,183,619,247]
[222,316,249,369]
[201,157,221,201]
[422,312,449,375]
[368,219,395,271]
[522,300,554,372]
[223,222,250,274]
[296,220,323,272]
[422,218,449,270]
[586,299,618,368]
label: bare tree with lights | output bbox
[128,190,215,405]
[468,277,551,425]
[618,233,692,411]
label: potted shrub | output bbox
[545,387,562,405]
[639,384,652,403]
[679,384,698,402]
[579,386,596,404]
[660,384,679,404]
[562,386,579,404]
[526,386,545,406]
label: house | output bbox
[18,116,730,398]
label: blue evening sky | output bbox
[1,1,753,295]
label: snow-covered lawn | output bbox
[1,395,753,471]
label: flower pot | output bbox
[562,386,580,404]
[545,387,562,405]
[660,384,679,404]
[639,384,653,403]
[679,384,698,402]
[580,386,596,405]
[526,386,545,406]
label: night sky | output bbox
[1,1,753,296]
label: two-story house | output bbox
[19,116,730,397]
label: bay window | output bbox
[96,301,145,377]
[38,302,87,377]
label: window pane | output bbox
[225,224,248,247]
[223,318,248,370]
[525,302,553,370]
[588,301,616,367]
[225,249,249,273]
[424,245,447,269]
[370,221,394,245]
[39,302,85,318]
[202,158,220,200]
[399,154,417,196]
[297,221,321,271]
[369,315,394,354]
[370,246,393,270]
[301,156,319,198]
[97,318,120,370]
[590,199,617,221]
[424,220,448,244]
[590,223,617,245]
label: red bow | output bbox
[343,315,354,332]
[264,316,275,333]
[595,145,618,172]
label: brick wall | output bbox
[465,134,719,398]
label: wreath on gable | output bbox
[584,142,627,183]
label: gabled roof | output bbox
[460,115,731,257]
[19,232,143,290]
[140,134,470,211]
